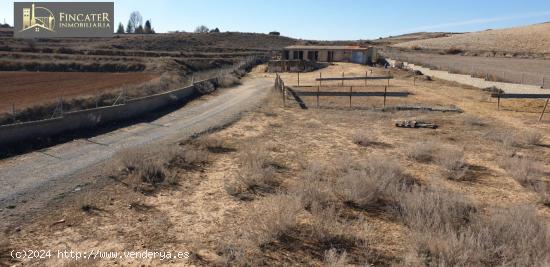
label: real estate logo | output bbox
[14,2,114,38]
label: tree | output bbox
[209,27,220,33]
[194,25,209,33]
[128,11,143,34]
[116,22,124,34]
[126,20,133,33]
[144,20,154,34]
[135,25,144,34]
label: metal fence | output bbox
[384,50,549,89]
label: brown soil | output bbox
[0,72,158,112]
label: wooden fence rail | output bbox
[491,93,550,121]
[315,76,394,81]
[275,75,409,109]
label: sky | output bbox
[2,0,550,40]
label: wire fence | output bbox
[0,55,265,126]
[384,50,549,89]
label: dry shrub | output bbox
[324,248,348,267]
[406,140,439,162]
[168,147,209,170]
[309,203,357,246]
[116,147,167,185]
[225,147,278,197]
[351,131,375,147]
[397,187,476,234]
[501,157,543,186]
[192,136,235,154]
[290,163,336,209]
[486,129,543,148]
[218,74,241,88]
[524,131,543,146]
[245,194,302,246]
[408,206,550,266]
[462,115,486,127]
[437,148,469,181]
[335,156,411,209]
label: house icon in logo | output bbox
[21,3,55,32]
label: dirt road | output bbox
[386,58,550,94]
[0,76,271,213]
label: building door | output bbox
[283,50,289,60]
[298,51,304,60]
[351,52,365,64]
[327,51,334,62]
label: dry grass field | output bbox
[0,32,293,124]
[393,22,550,57]
[0,72,158,112]
[2,63,549,266]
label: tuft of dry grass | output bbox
[290,163,336,209]
[408,206,550,266]
[324,248,348,267]
[308,203,357,246]
[245,193,303,246]
[463,115,486,127]
[225,146,279,198]
[168,147,209,170]
[523,131,543,146]
[397,187,476,234]
[501,157,544,186]
[218,73,241,88]
[437,148,469,181]
[406,140,439,162]
[116,147,167,186]
[351,131,376,147]
[335,156,411,210]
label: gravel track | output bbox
[0,76,272,209]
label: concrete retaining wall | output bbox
[0,77,218,147]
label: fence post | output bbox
[317,85,320,108]
[540,98,549,122]
[365,71,368,86]
[282,82,286,107]
[383,86,387,109]
[349,86,353,109]
[497,91,501,110]
[319,72,322,87]
[342,72,344,86]
[297,72,300,87]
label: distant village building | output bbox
[268,45,378,72]
[282,45,378,64]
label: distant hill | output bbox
[372,32,456,46]
[393,23,550,55]
[99,32,298,52]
